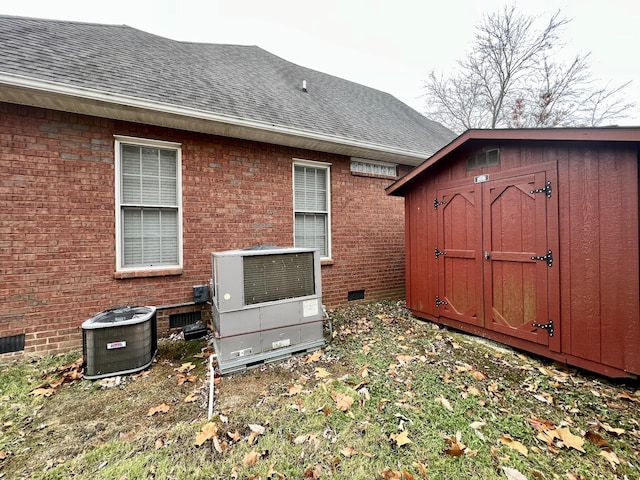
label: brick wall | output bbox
[1,103,407,356]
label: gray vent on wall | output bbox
[0,334,25,354]
[243,252,315,305]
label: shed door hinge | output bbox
[532,319,554,337]
[530,180,552,198]
[435,296,448,308]
[434,198,446,210]
[435,247,447,259]
[531,250,553,267]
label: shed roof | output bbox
[0,15,455,165]
[386,127,640,196]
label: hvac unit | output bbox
[211,247,323,374]
[82,306,157,380]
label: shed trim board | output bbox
[388,128,640,378]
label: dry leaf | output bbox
[469,421,487,430]
[285,384,303,396]
[175,362,195,373]
[556,427,585,453]
[362,345,371,355]
[617,392,640,403]
[413,461,428,477]
[0,450,6,460]
[306,350,323,363]
[527,416,556,432]
[471,370,487,380]
[177,373,197,385]
[194,422,218,446]
[443,436,466,456]
[585,430,609,448]
[243,451,260,466]
[502,466,528,480]
[315,367,331,379]
[341,446,358,457]
[154,437,165,449]
[183,393,198,403]
[396,354,414,363]
[380,467,403,479]
[359,364,370,377]
[29,387,55,397]
[600,422,625,436]
[331,391,354,412]
[147,403,170,416]
[390,430,412,447]
[435,396,453,411]
[600,449,621,470]
[499,434,528,457]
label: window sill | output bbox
[114,268,183,279]
[321,258,335,266]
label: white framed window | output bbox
[350,158,397,177]
[114,136,182,272]
[293,160,331,259]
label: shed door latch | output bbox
[435,296,448,308]
[434,198,447,210]
[531,250,553,267]
[530,180,552,198]
[435,247,447,259]
[532,319,554,337]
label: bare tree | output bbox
[424,6,635,132]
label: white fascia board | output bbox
[0,73,430,165]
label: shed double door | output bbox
[436,164,559,349]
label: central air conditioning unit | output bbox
[211,246,323,374]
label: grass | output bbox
[0,300,639,479]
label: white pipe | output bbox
[207,354,215,420]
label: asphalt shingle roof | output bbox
[0,15,455,159]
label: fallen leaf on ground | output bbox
[443,435,466,456]
[435,396,453,411]
[29,387,55,397]
[315,367,331,379]
[194,422,219,447]
[174,362,195,373]
[556,427,585,453]
[499,434,528,457]
[242,451,259,466]
[183,393,198,403]
[599,422,625,436]
[390,430,412,447]
[380,467,403,479]
[147,403,170,416]
[285,384,303,396]
[585,430,609,448]
[305,350,322,363]
[502,466,528,480]
[331,391,354,412]
[600,449,622,470]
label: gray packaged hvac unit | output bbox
[211,247,323,374]
[82,306,157,380]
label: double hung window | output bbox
[293,161,331,258]
[115,137,182,272]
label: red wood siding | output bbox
[1,102,407,355]
[402,139,640,377]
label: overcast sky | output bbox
[3,0,640,124]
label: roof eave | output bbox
[387,127,640,196]
[0,73,431,166]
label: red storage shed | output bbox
[387,128,640,378]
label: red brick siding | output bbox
[1,102,406,356]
